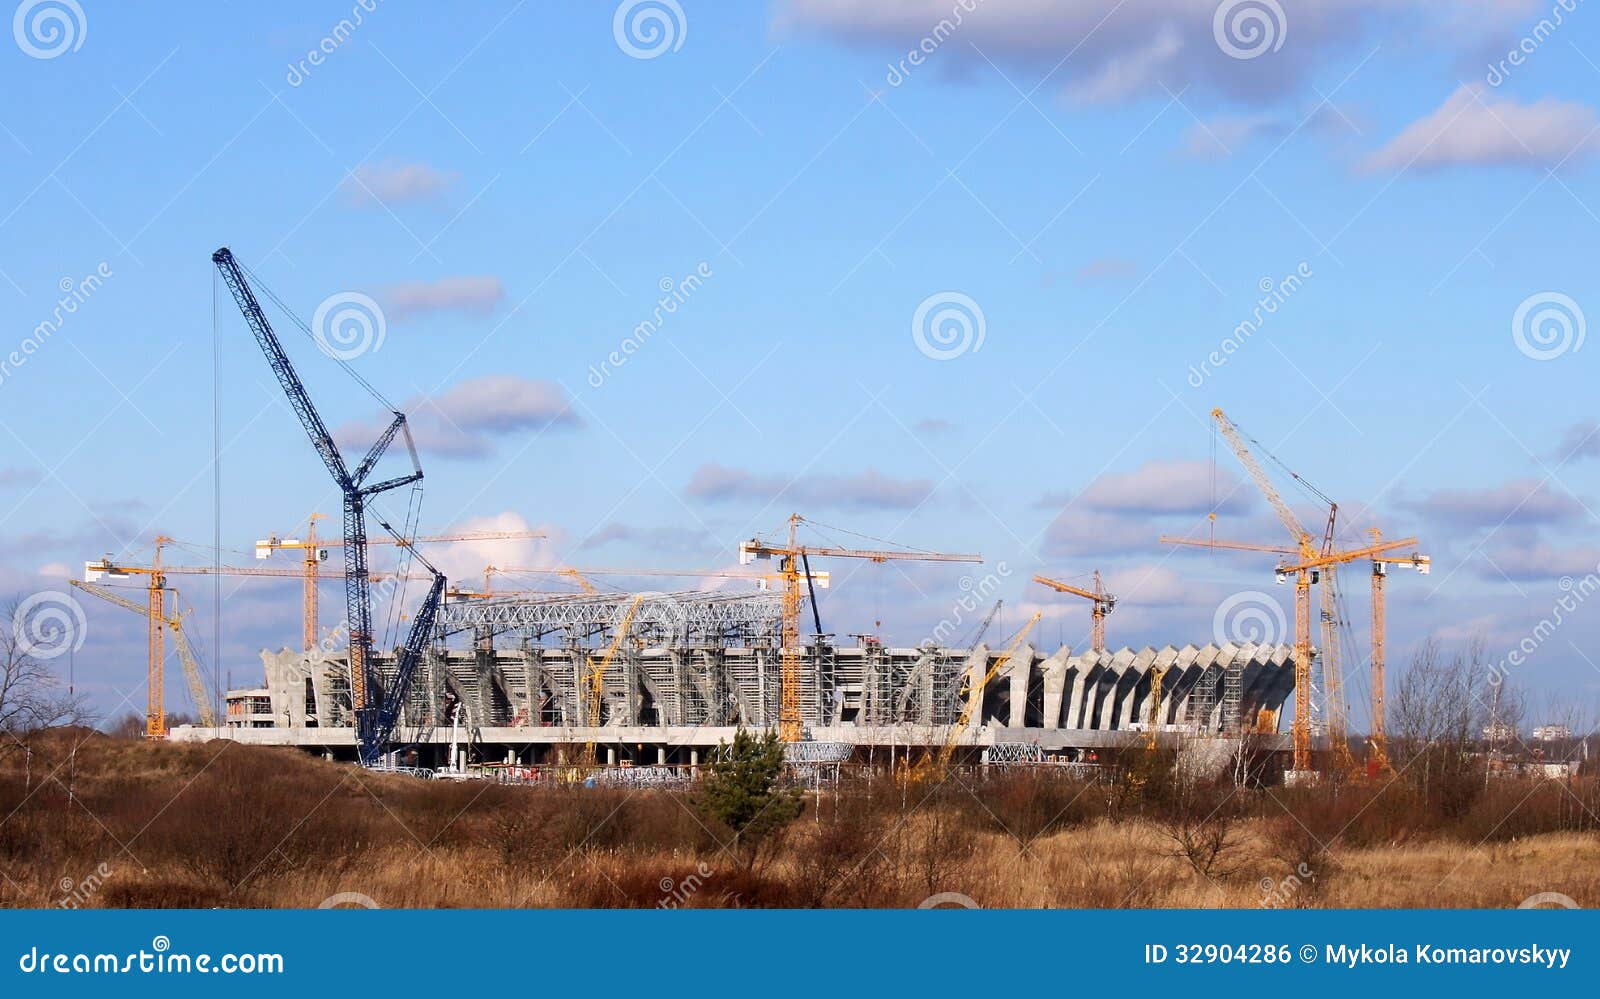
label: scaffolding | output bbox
[987,743,1045,765]
[439,590,783,644]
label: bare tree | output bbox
[0,596,87,739]
[1389,638,1498,816]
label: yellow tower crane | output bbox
[486,564,829,593]
[1366,528,1430,772]
[1031,571,1115,652]
[69,577,218,729]
[255,517,545,651]
[739,514,982,742]
[1170,409,1425,774]
[85,538,429,736]
[1159,530,1421,772]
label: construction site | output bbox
[64,247,1445,784]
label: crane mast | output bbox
[739,514,982,742]
[212,247,443,765]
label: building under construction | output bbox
[184,589,1296,765]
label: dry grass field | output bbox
[2,730,1596,909]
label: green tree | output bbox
[696,727,803,871]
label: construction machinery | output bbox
[1032,571,1115,651]
[923,611,1041,778]
[1173,408,1422,774]
[487,564,830,594]
[254,516,544,651]
[70,578,216,729]
[1144,664,1167,750]
[739,514,983,742]
[83,535,433,732]
[579,594,646,766]
[213,247,446,766]
[1366,528,1430,771]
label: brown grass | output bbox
[1,730,1596,909]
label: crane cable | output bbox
[236,259,395,412]
[799,517,949,557]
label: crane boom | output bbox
[932,612,1041,774]
[1211,409,1318,557]
[212,248,441,766]
[580,594,646,766]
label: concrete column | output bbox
[656,746,666,765]
[1039,647,1070,729]
[1005,644,1035,728]
[606,746,617,766]
[961,645,989,725]
[1099,650,1135,729]
[1117,648,1157,729]
[1064,651,1098,729]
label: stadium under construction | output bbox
[173,589,1296,767]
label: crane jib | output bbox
[211,247,447,767]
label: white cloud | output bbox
[342,159,458,205]
[1362,85,1598,172]
[412,511,558,586]
[775,1,1530,107]
[1077,458,1252,516]
[1403,477,1587,528]
[381,276,505,322]
[1481,540,1600,581]
[1179,114,1282,159]
[337,375,582,460]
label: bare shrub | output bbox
[964,770,1101,842]
[787,793,891,907]
[1156,781,1245,881]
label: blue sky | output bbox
[2,0,1599,731]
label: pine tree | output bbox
[696,726,803,870]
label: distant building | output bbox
[1533,724,1573,742]
[1482,722,1518,743]
[225,688,275,728]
